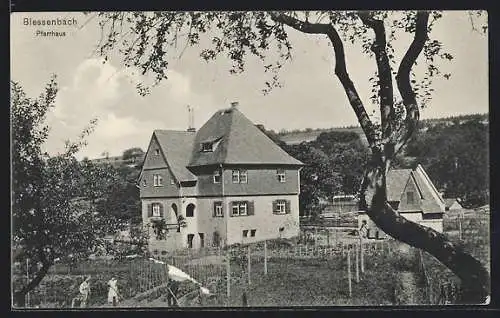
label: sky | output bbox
[10,11,488,160]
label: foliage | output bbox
[95,163,142,225]
[122,147,145,161]
[11,77,122,306]
[405,119,489,207]
[284,143,342,216]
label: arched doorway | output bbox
[186,203,195,217]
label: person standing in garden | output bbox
[77,276,91,308]
[107,277,120,306]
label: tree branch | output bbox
[394,11,429,155]
[358,12,396,173]
[269,11,379,150]
[358,12,394,140]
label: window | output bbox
[277,169,286,183]
[214,201,223,217]
[274,200,286,214]
[273,200,291,215]
[242,230,249,238]
[232,201,247,216]
[232,203,240,216]
[155,149,160,156]
[250,229,256,237]
[152,203,161,217]
[187,234,194,249]
[201,142,213,152]
[213,170,221,184]
[407,191,415,204]
[170,178,175,185]
[186,203,195,217]
[232,169,247,183]
[279,227,285,232]
[240,170,248,183]
[231,201,253,216]
[153,174,163,187]
[232,170,240,183]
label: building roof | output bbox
[188,107,304,167]
[153,130,197,182]
[386,169,413,202]
[387,164,445,214]
[444,198,457,208]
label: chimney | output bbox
[230,101,239,108]
[187,105,196,132]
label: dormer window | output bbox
[200,137,222,153]
[201,142,213,152]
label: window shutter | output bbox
[229,201,235,217]
[272,201,278,214]
[247,201,254,216]
[159,204,164,217]
[147,204,152,217]
[285,200,291,214]
[213,202,217,217]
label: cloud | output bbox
[43,57,218,160]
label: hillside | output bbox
[277,113,488,145]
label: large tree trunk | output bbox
[13,250,52,308]
[360,157,489,304]
[271,11,490,304]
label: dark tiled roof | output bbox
[386,165,445,214]
[386,169,412,202]
[188,107,304,167]
[154,130,197,182]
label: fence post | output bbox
[264,240,268,275]
[226,249,231,305]
[458,213,463,241]
[355,244,360,283]
[327,229,330,246]
[247,245,251,286]
[315,227,318,246]
[26,259,30,307]
[347,249,352,298]
[360,237,365,273]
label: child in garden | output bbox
[107,277,120,306]
[74,276,91,308]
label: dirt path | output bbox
[396,271,418,304]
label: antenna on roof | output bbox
[187,105,196,132]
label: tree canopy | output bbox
[91,10,489,303]
[11,77,124,306]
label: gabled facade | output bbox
[139,104,304,253]
[358,164,446,239]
